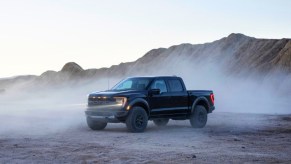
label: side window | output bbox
[150,80,168,93]
[168,79,184,92]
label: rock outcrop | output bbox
[61,62,84,74]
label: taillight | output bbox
[210,93,215,105]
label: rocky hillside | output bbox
[1,33,290,90]
[68,33,290,78]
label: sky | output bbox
[0,0,290,78]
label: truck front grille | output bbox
[88,97,115,106]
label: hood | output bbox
[89,90,147,98]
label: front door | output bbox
[148,79,172,117]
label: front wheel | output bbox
[190,105,208,128]
[86,117,107,130]
[126,106,148,133]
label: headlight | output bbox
[113,97,127,106]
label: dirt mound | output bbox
[61,62,84,74]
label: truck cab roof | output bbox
[126,76,180,79]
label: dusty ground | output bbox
[0,110,291,164]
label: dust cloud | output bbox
[145,58,291,114]
[0,58,290,136]
[0,78,115,136]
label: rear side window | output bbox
[168,79,184,92]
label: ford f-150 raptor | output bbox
[85,76,215,133]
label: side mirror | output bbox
[149,89,160,96]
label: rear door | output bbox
[148,79,172,117]
[167,78,188,115]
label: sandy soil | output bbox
[0,111,291,164]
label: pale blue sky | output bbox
[0,0,290,77]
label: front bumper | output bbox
[85,105,129,123]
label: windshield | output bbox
[111,78,152,91]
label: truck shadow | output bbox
[80,121,265,135]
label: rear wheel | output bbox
[190,105,207,128]
[126,106,148,133]
[86,117,107,130]
[153,118,169,127]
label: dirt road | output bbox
[0,111,291,163]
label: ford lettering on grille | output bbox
[94,100,109,105]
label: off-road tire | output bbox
[153,118,169,127]
[190,105,207,128]
[126,106,148,133]
[86,117,107,130]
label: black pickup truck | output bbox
[85,76,215,132]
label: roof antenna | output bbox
[107,70,110,90]
[107,78,110,90]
